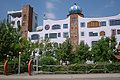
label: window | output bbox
[11,21,15,25]
[89,32,98,36]
[35,16,37,20]
[49,33,57,39]
[100,21,106,26]
[63,32,68,38]
[92,41,97,46]
[117,29,120,35]
[80,22,85,27]
[45,25,50,30]
[87,21,100,28]
[63,24,68,29]
[100,31,105,36]
[17,21,20,27]
[72,17,77,22]
[110,19,120,26]
[45,34,48,39]
[81,32,84,36]
[111,29,116,35]
[52,25,61,30]
[31,34,39,40]
[58,33,61,37]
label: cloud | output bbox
[45,12,56,19]
[46,1,55,9]
[105,0,116,8]
[45,1,56,19]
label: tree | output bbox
[74,41,90,63]
[0,22,21,61]
[91,36,116,62]
[55,38,73,64]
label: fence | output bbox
[0,64,4,74]
[32,62,120,74]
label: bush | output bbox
[39,56,57,65]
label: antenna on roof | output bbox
[43,13,47,20]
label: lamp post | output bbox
[18,52,21,74]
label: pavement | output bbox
[0,73,120,80]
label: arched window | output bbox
[52,24,61,30]
[31,34,39,40]
[100,31,105,36]
[87,21,100,28]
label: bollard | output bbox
[28,59,33,76]
[4,60,8,75]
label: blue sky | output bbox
[0,0,120,25]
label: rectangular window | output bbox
[100,21,106,26]
[63,32,68,38]
[89,32,98,37]
[63,24,68,29]
[92,41,97,46]
[80,22,85,27]
[111,29,116,35]
[58,33,61,37]
[49,33,57,39]
[45,34,48,39]
[117,29,120,35]
[81,32,84,36]
[110,19,120,26]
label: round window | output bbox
[45,25,50,30]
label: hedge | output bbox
[39,63,120,73]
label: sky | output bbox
[0,0,120,25]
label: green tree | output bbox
[74,41,90,63]
[55,38,73,64]
[39,56,57,65]
[0,22,21,61]
[91,36,116,62]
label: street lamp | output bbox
[18,52,21,74]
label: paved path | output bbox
[0,73,120,80]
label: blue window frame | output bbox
[31,34,39,40]
[89,32,98,37]
[58,33,61,37]
[63,24,68,29]
[45,34,48,39]
[100,21,106,26]
[52,24,61,30]
[80,22,85,27]
[63,32,68,38]
[49,33,57,39]
[81,32,84,36]
[117,29,120,35]
[110,19,120,26]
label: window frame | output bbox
[80,22,85,27]
[63,32,69,38]
[31,34,39,40]
[63,24,68,29]
[52,24,61,30]
[100,21,106,26]
[49,33,57,39]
